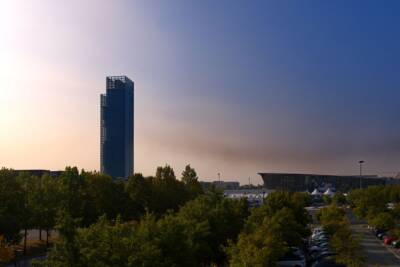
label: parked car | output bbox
[311,256,346,267]
[309,251,337,265]
[277,249,306,267]
[391,240,400,248]
[311,240,329,247]
[313,239,328,244]
[309,246,322,253]
[377,232,387,240]
[310,248,331,260]
[384,236,397,245]
[374,228,387,237]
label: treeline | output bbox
[348,185,400,234]
[316,205,363,267]
[35,192,248,267]
[0,164,203,252]
[33,191,311,267]
[1,165,313,266]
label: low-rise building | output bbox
[259,172,388,192]
[200,181,240,190]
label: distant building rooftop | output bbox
[13,169,63,177]
[106,76,134,89]
[200,181,240,190]
[259,172,389,192]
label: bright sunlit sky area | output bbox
[1,1,400,183]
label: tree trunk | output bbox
[46,229,49,247]
[23,228,27,255]
[39,228,42,241]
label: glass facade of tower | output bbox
[100,76,134,178]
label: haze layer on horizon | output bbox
[1,1,400,183]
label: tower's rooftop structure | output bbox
[106,76,134,89]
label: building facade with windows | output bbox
[259,172,387,192]
[100,76,134,178]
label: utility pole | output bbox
[218,172,221,182]
[359,160,364,189]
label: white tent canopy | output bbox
[323,188,334,197]
[311,189,321,196]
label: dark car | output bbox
[309,251,337,265]
[374,228,387,237]
[312,256,346,267]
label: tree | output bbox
[316,205,363,266]
[291,192,311,208]
[16,172,36,253]
[59,167,85,221]
[0,235,14,264]
[246,191,310,236]
[40,174,62,246]
[322,194,332,205]
[149,165,188,215]
[368,212,395,230]
[316,205,347,235]
[330,226,363,267]
[332,193,347,206]
[0,168,24,244]
[175,192,249,265]
[39,213,198,267]
[37,211,81,267]
[81,171,129,225]
[125,173,152,219]
[227,210,290,266]
[347,186,387,219]
[181,165,203,198]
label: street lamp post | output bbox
[359,160,364,189]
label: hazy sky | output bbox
[1,1,400,183]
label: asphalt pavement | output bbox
[350,214,400,267]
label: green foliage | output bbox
[347,186,388,219]
[344,185,400,265]
[81,171,129,225]
[37,191,249,267]
[176,192,249,264]
[322,194,332,205]
[59,167,85,220]
[317,205,363,267]
[227,191,311,266]
[125,173,152,218]
[368,212,395,230]
[40,213,197,267]
[391,203,400,220]
[0,168,24,243]
[181,164,204,198]
[148,165,193,215]
[227,217,287,267]
[316,205,346,235]
[330,226,363,267]
[246,191,311,236]
[1,164,204,247]
[332,193,347,206]
[291,192,312,208]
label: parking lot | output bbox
[351,224,400,267]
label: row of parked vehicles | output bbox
[276,227,345,267]
[370,226,400,249]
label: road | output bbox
[351,224,400,267]
[348,211,400,267]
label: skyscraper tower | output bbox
[100,76,134,178]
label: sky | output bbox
[1,1,400,184]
